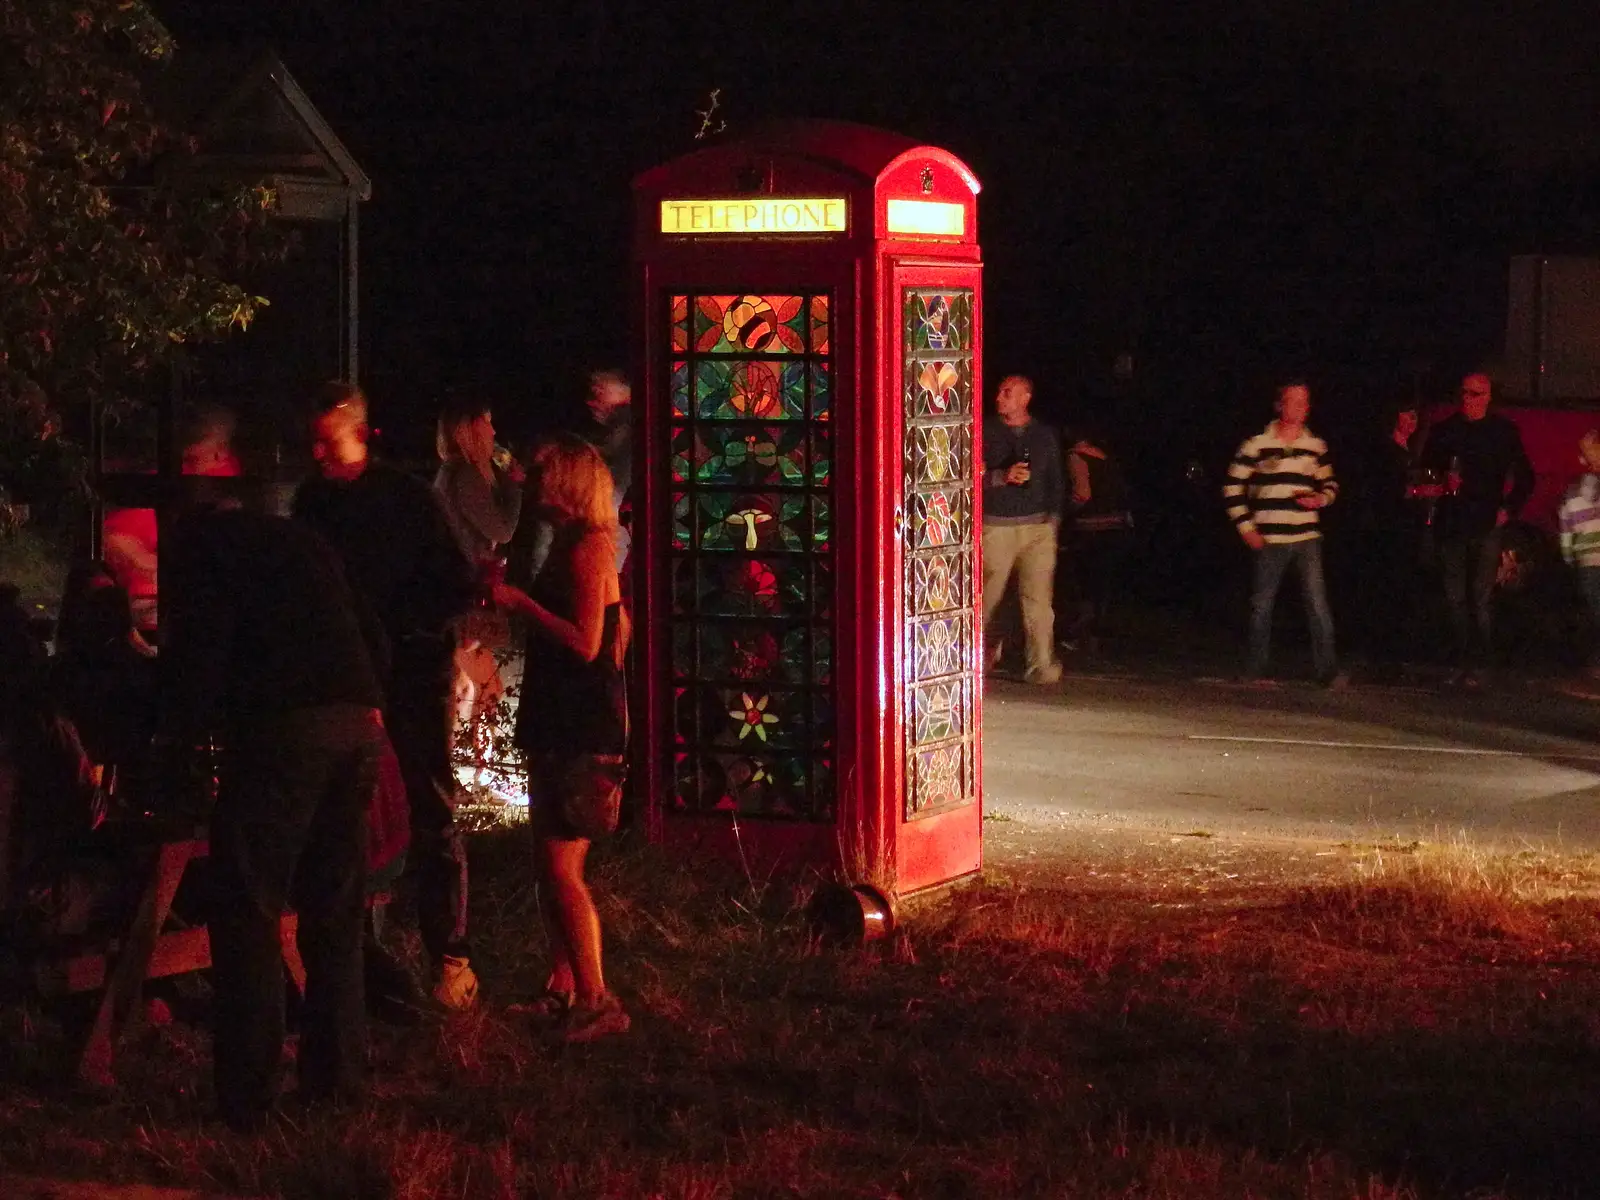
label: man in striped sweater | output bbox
[1223,382,1342,686]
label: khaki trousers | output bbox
[981,520,1058,674]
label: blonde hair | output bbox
[532,435,618,532]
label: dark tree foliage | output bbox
[1,0,278,502]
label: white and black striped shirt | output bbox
[1223,422,1338,544]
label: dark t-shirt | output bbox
[162,509,382,738]
[293,462,474,643]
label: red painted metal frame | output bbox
[631,122,984,892]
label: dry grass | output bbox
[2,828,1599,1198]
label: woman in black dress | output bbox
[492,435,631,1041]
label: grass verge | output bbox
[1,830,1598,1199]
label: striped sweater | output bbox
[1223,422,1338,544]
[1558,473,1600,567]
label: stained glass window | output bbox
[668,292,834,821]
[902,289,978,818]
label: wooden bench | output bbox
[29,835,306,1089]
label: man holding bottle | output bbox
[1419,372,1535,685]
[981,375,1065,684]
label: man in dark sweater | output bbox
[1419,372,1535,682]
[162,485,387,1131]
[294,383,479,1009]
[981,374,1066,683]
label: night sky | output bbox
[156,0,1599,461]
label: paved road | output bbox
[983,673,1600,850]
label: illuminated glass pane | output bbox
[695,360,805,421]
[907,358,973,418]
[810,424,832,486]
[906,292,972,353]
[911,742,966,810]
[699,753,812,818]
[694,294,806,354]
[810,361,831,421]
[697,558,812,618]
[694,423,806,486]
[809,295,830,355]
[712,686,806,749]
[670,424,693,483]
[811,495,831,552]
[671,492,692,549]
[671,360,690,418]
[671,295,689,352]
[910,422,968,486]
[911,678,964,745]
[910,549,971,615]
[811,629,832,685]
[698,623,804,683]
[910,487,971,550]
[697,493,805,552]
[912,613,969,681]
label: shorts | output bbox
[527,753,625,841]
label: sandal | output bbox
[564,992,630,1043]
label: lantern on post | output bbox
[632,121,985,895]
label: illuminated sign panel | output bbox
[660,197,848,236]
[886,199,966,237]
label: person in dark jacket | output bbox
[981,375,1066,683]
[1352,400,1427,675]
[1419,373,1535,683]
[294,382,480,1010]
[162,481,387,1131]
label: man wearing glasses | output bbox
[1419,372,1534,686]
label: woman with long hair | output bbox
[434,392,524,564]
[491,435,631,1041]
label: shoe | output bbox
[564,992,630,1043]
[433,954,480,1012]
[1024,661,1063,685]
[508,987,574,1020]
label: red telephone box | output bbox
[631,121,985,895]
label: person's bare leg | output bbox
[539,837,603,1007]
[536,875,576,1000]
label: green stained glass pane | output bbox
[812,560,834,617]
[810,361,830,421]
[812,755,835,821]
[694,423,807,486]
[698,753,811,818]
[908,293,964,352]
[671,360,689,417]
[698,493,804,552]
[811,495,830,552]
[695,360,805,421]
[671,493,692,549]
[671,295,689,353]
[698,558,810,618]
[702,622,805,684]
[715,686,806,749]
[812,628,832,685]
[809,295,830,355]
[810,423,831,485]
[694,294,807,354]
[812,690,835,744]
[670,424,693,483]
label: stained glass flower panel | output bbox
[912,613,970,681]
[910,549,971,615]
[695,360,805,421]
[911,487,971,550]
[911,678,965,745]
[911,743,965,812]
[710,686,807,749]
[693,423,807,486]
[693,294,806,355]
[695,493,806,552]
[911,423,969,486]
[699,622,804,684]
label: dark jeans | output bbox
[209,704,383,1124]
[1438,528,1503,668]
[1061,526,1134,642]
[1354,529,1423,665]
[1247,539,1336,679]
[1577,566,1600,667]
[388,638,470,962]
